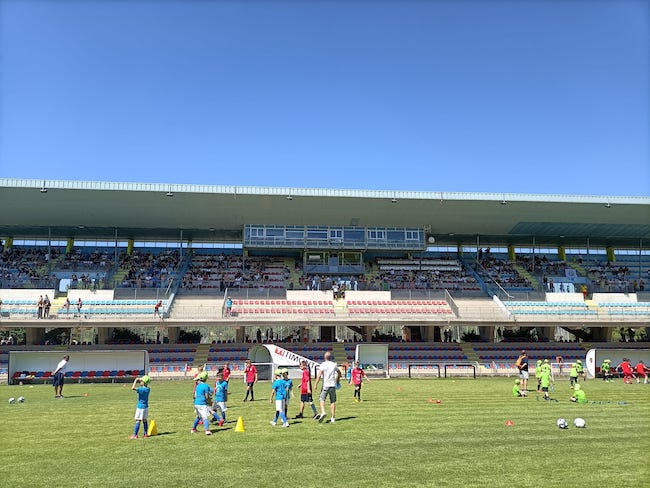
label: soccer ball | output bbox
[557,418,569,429]
[574,417,586,428]
[17,396,25,403]
[8,397,16,404]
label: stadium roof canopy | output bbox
[1,178,649,249]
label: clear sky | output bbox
[0,0,648,196]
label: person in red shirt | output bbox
[222,362,231,384]
[618,358,634,384]
[243,359,258,401]
[349,361,371,402]
[295,360,318,419]
[634,360,649,384]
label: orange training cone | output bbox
[235,416,245,432]
[505,420,514,427]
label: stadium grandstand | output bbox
[0,178,648,382]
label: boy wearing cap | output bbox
[570,383,587,404]
[192,372,213,435]
[130,375,151,439]
[269,369,289,427]
[539,366,553,401]
[600,359,612,382]
[569,359,584,388]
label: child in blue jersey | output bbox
[269,369,289,428]
[212,371,228,427]
[192,372,214,435]
[281,368,293,419]
[130,375,151,439]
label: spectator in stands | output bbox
[243,359,258,402]
[191,372,213,435]
[64,298,70,313]
[296,359,318,419]
[37,295,43,319]
[130,375,151,439]
[314,351,341,423]
[52,355,70,398]
[76,298,83,315]
[225,297,232,317]
[154,300,162,318]
[43,295,51,319]
[515,350,529,396]
[349,361,370,402]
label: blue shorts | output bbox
[300,393,313,403]
[52,372,65,388]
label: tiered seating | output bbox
[206,345,250,365]
[286,344,333,362]
[387,343,467,370]
[58,299,168,317]
[596,302,650,317]
[505,301,596,317]
[346,299,454,317]
[375,257,480,291]
[147,345,196,363]
[183,253,290,290]
[473,342,586,366]
[230,298,335,317]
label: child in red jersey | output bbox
[349,361,371,402]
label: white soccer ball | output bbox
[17,396,25,403]
[557,418,569,429]
[573,417,586,428]
[8,397,16,404]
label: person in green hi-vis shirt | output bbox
[539,367,553,400]
[600,359,612,382]
[535,359,543,392]
[570,383,587,403]
[569,359,584,388]
[512,379,525,397]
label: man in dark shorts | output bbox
[52,355,70,398]
[243,359,258,401]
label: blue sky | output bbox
[0,0,648,196]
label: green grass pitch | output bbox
[1,377,648,487]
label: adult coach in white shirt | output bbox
[314,351,341,423]
[52,355,70,398]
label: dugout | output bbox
[585,348,650,379]
[248,344,320,380]
[8,349,149,384]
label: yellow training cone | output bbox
[234,416,245,432]
[147,419,158,436]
